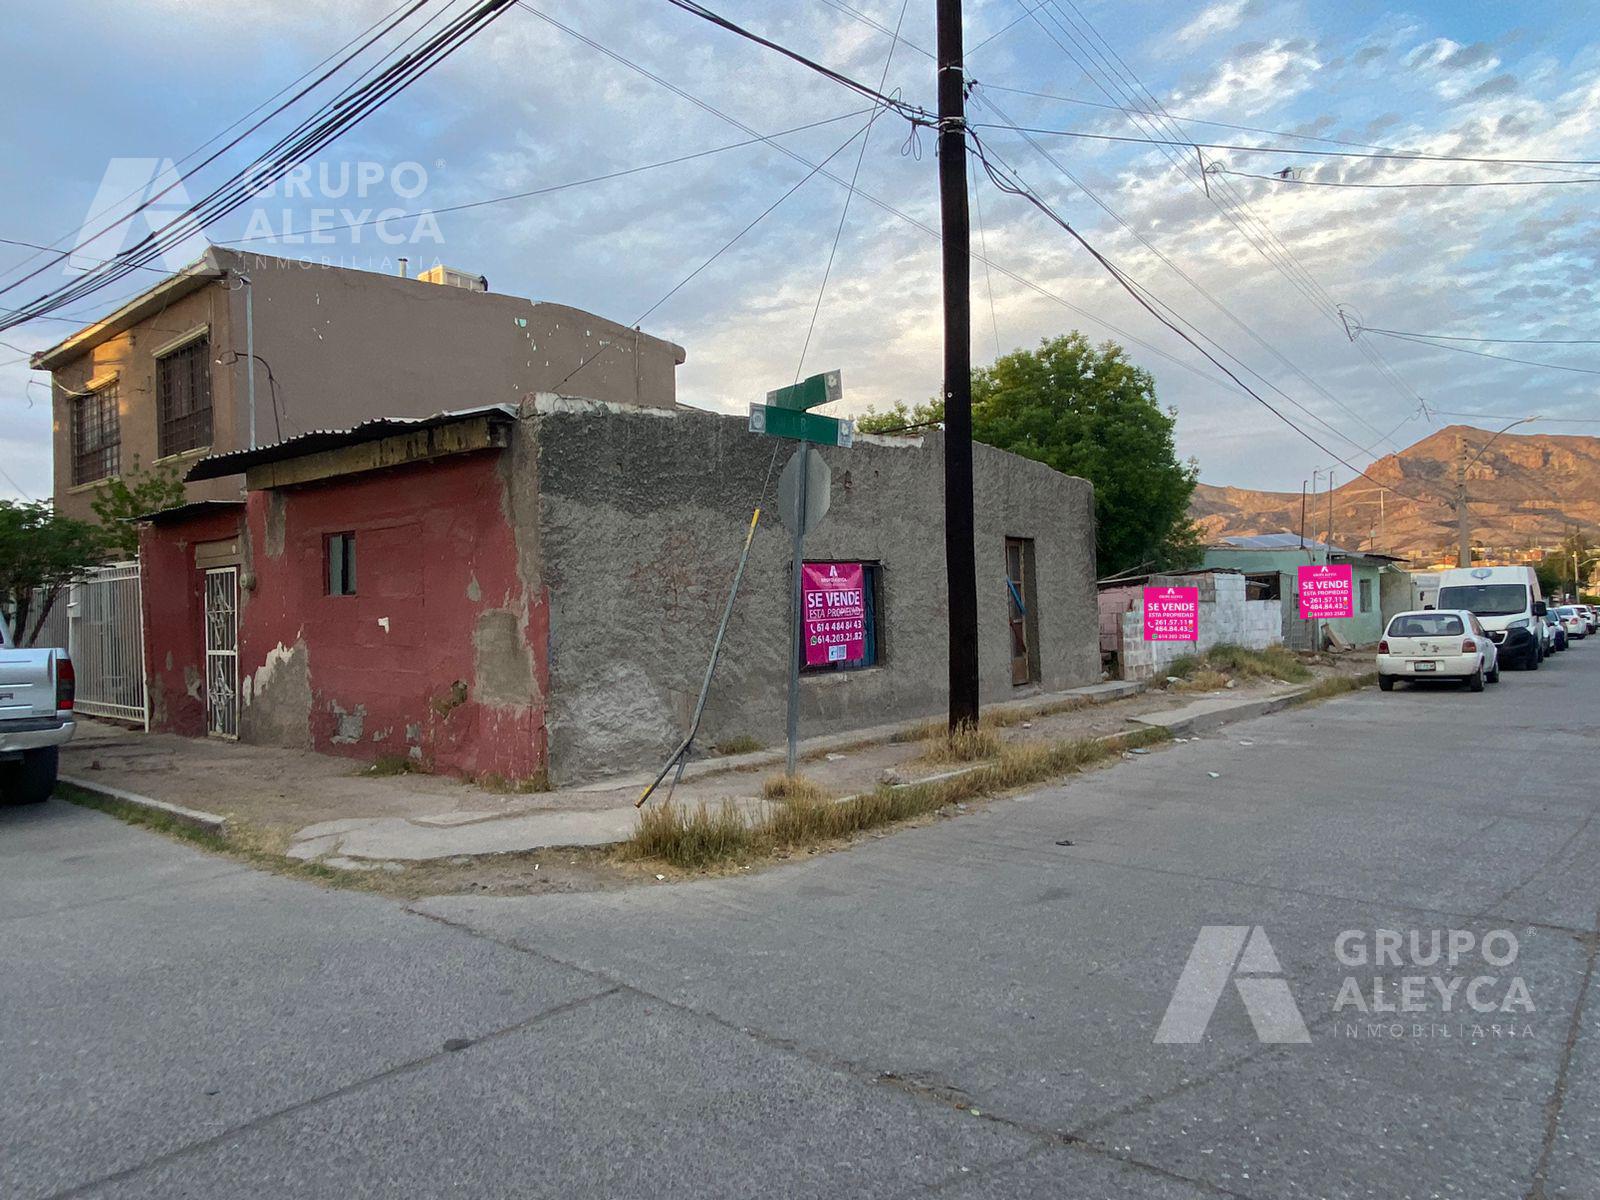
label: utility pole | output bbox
[1325,469,1336,556]
[1456,434,1471,568]
[937,0,979,730]
[1298,480,1308,550]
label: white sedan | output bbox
[1378,609,1500,692]
[1556,606,1587,640]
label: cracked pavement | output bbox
[4,655,1598,1198]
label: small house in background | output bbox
[1201,534,1410,648]
[136,398,1103,786]
[1097,568,1282,680]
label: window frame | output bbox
[325,531,357,597]
[156,334,214,458]
[1358,576,1373,614]
[799,560,882,674]
[70,380,121,485]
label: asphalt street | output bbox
[4,648,1598,1199]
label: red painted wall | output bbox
[140,507,245,738]
[141,451,549,782]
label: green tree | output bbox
[858,333,1201,575]
[0,501,107,646]
[91,458,186,559]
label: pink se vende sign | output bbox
[1298,563,1354,619]
[802,562,866,666]
[1143,585,1199,641]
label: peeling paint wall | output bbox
[525,398,1100,785]
[141,448,548,781]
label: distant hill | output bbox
[1191,425,1600,564]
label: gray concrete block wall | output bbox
[526,397,1101,784]
[1115,572,1284,680]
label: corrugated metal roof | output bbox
[184,404,520,482]
[1214,533,1405,561]
[127,499,245,525]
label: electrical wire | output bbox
[1363,327,1600,346]
[792,0,911,385]
[966,131,1435,505]
[1360,328,1600,377]
[1213,166,1600,189]
[553,111,880,393]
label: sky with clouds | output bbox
[4,0,1599,502]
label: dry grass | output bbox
[712,735,764,757]
[1167,644,1312,685]
[1289,671,1377,704]
[474,769,550,794]
[918,724,1004,764]
[622,727,1172,870]
[760,773,830,802]
[1174,668,1230,693]
[361,754,421,777]
[890,698,1090,746]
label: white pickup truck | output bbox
[0,615,75,804]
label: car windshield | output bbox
[1559,606,1577,616]
[1437,584,1528,617]
[1388,614,1464,637]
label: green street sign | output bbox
[766,370,843,412]
[748,403,854,447]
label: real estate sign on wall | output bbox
[1298,563,1354,618]
[802,561,866,666]
[1143,585,1199,641]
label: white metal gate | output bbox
[66,562,147,726]
[204,567,239,739]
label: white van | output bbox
[1434,566,1547,670]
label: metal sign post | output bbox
[786,444,810,778]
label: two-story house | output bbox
[32,247,687,522]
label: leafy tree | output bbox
[858,333,1201,575]
[0,501,107,646]
[91,458,186,559]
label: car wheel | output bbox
[1468,667,1485,692]
[1528,647,1541,670]
[0,746,57,805]
[1487,661,1500,683]
[1378,675,1395,691]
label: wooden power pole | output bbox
[937,0,979,729]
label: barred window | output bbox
[71,383,120,485]
[157,336,213,456]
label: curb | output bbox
[59,774,229,836]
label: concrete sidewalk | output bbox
[57,660,1376,868]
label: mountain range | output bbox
[1190,425,1600,564]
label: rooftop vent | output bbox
[418,264,488,292]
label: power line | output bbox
[1363,327,1600,346]
[1214,166,1600,189]
[965,121,1600,166]
[220,108,873,244]
[966,131,1434,505]
[0,0,424,292]
[1360,329,1600,377]
[793,0,911,384]
[554,111,880,392]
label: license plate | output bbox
[1414,662,1437,671]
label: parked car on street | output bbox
[1435,565,1547,670]
[0,616,75,804]
[1556,606,1587,640]
[1378,609,1500,692]
[1544,612,1569,651]
[1575,603,1596,633]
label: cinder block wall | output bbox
[525,397,1103,784]
[1115,572,1284,680]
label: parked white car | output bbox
[1378,609,1499,692]
[1575,604,1596,633]
[1556,606,1588,639]
[0,615,75,804]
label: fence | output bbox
[68,562,147,725]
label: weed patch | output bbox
[712,735,764,757]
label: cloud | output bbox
[1170,0,1255,47]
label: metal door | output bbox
[204,567,239,739]
[1005,538,1035,685]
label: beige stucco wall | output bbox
[45,248,686,521]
